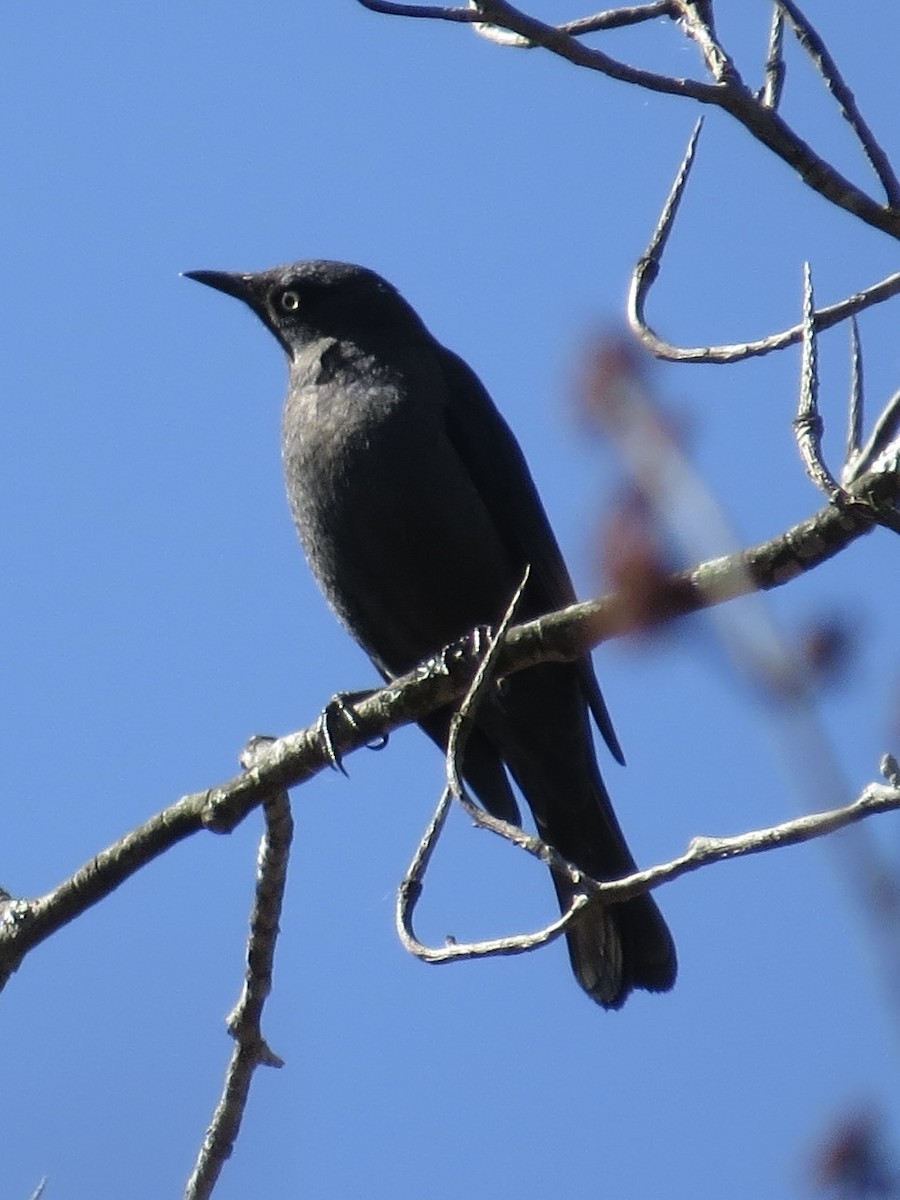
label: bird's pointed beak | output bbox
[182,269,257,304]
[183,267,293,360]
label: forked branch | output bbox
[357,0,900,236]
[398,756,900,969]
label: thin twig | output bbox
[777,0,900,208]
[184,738,293,1200]
[402,772,900,967]
[843,385,900,516]
[631,118,703,312]
[850,388,900,479]
[559,3,675,37]
[396,569,595,963]
[357,0,676,33]
[793,263,841,500]
[628,125,900,361]
[633,267,900,364]
[758,4,785,108]
[846,317,864,469]
[357,0,479,21]
[604,776,900,902]
[670,0,739,85]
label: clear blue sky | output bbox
[1,4,898,1197]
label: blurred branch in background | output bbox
[577,326,900,1028]
[812,1108,899,1200]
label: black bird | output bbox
[185,260,676,1008]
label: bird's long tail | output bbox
[486,662,677,1008]
[551,869,675,1009]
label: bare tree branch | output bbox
[402,561,900,971]
[399,754,900,968]
[670,0,738,86]
[184,737,293,1200]
[633,262,900,366]
[557,3,675,37]
[396,567,597,963]
[845,388,900,493]
[847,317,864,468]
[357,0,900,236]
[787,268,900,533]
[794,263,842,501]
[2,457,896,994]
[629,126,900,364]
[758,4,785,109]
[777,0,900,207]
[358,0,676,34]
[356,0,479,22]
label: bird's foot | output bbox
[317,691,389,776]
[433,625,494,677]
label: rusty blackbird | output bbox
[185,260,676,1007]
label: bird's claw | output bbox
[317,691,389,775]
[437,625,494,675]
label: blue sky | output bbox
[1,3,899,1197]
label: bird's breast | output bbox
[280,345,518,670]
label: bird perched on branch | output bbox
[185,259,676,1008]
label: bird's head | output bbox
[184,260,422,359]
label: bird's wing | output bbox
[437,346,624,764]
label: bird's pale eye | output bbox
[279,290,300,312]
